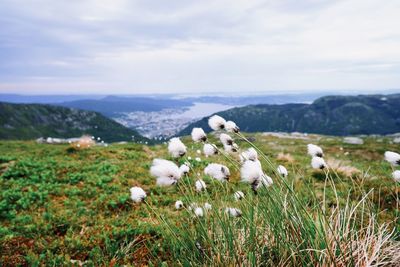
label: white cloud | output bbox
[0,0,399,94]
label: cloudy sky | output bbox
[0,0,399,95]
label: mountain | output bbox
[0,94,106,103]
[178,94,400,136]
[57,96,193,116]
[181,93,323,105]
[0,102,148,142]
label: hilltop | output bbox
[178,94,400,136]
[0,102,147,142]
[0,133,398,265]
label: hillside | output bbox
[178,94,400,136]
[58,95,192,116]
[0,133,399,265]
[0,102,147,142]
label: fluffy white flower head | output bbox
[240,160,263,184]
[175,200,184,210]
[234,191,245,201]
[225,207,242,217]
[225,120,239,133]
[150,159,181,186]
[195,179,207,192]
[204,163,230,182]
[203,143,217,156]
[168,137,187,158]
[130,187,146,203]
[179,164,190,175]
[259,174,273,188]
[384,151,400,166]
[224,143,239,153]
[240,147,258,162]
[307,144,324,157]
[311,156,327,169]
[277,165,288,177]
[219,133,233,146]
[191,128,207,142]
[194,207,204,217]
[204,203,212,210]
[392,170,400,182]
[208,115,226,131]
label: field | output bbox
[0,133,399,266]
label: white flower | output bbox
[203,143,218,156]
[204,202,212,210]
[392,170,400,182]
[195,179,207,192]
[195,157,201,162]
[311,156,327,169]
[208,115,226,131]
[150,159,181,186]
[179,164,190,175]
[277,165,288,177]
[240,160,263,184]
[191,128,207,142]
[307,144,324,157]
[224,143,239,153]
[194,207,204,217]
[196,149,201,154]
[240,147,258,162]
[234,191,244,201]
[175,200,184,209]
[225,121,239,133]
[225,207,242,217]
[204,163,230,182]
[130,187,146,203]
[384,151,400,166]
[220,133,233,146]
[259,174,273,188]
[168,137,187,158]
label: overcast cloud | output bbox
[0,0,399,94]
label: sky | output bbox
[0,0,399,95]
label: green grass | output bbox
[0,133,399,266]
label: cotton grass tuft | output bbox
[311,156,327,169]
[175,200,184,210]
[208,115,226,131]
[129,187,146,203]
[203,143,218,156]
[195,179,207,192]
[191,128,207,142]
[225,207,242,217]
[307,144,324,158]
[225,120,239,133]
[168,137,187,158]
[234,191,244,201]
[384,151,400,166]
[392,170,400,182]
[277,165,288,177]
[204,163,230,182]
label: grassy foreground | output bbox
[0,133,399,266]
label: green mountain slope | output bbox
[0,102,148,142]
[178,94,400,136]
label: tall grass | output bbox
[149,133,400,266]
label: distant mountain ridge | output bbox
[57,96,193,116]
[178,94,400,136]
[0,102,148,142]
